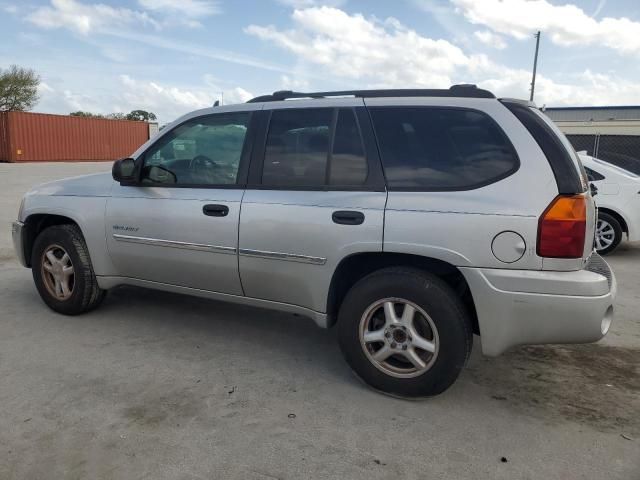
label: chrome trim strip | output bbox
[112,234,236,255]
[238,248,327,265]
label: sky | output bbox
[1,0,639,123]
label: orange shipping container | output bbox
[0,111,151,162]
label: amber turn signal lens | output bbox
[537,195,587,258]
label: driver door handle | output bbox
[203,204,229,217]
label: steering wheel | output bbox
[189,155,220,184]
[190,154,217,170]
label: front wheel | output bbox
[337,267,472,397]
[32,224,105,315]
[595,212,622,255]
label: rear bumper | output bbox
[12,221,27,267]
[461,255,616,356]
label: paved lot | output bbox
[0,162,638,479]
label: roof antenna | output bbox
[213,100,220,107]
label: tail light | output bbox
[537,194,587,258]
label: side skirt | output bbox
[96,275,329,328]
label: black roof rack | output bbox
[247,84,495,103]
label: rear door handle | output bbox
[203,204,229,217]
[332,210,365,225]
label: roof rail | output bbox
[246,84,495,103]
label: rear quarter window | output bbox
[504,102,587,194]
[369,107,519,190]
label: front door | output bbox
[106,109,255,295]
[238,104,387,313]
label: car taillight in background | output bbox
[537,194,587,258]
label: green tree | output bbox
[126,109,157,121]
[107,112,127,120]
[68,110,158,121]
[0,65,40,112]
[70,111,104,118]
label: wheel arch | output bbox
[22,213,82,267]
[598,207,628,236]
[326,252,479,334]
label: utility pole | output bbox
[220,91,224,106]
[530,31,541,102]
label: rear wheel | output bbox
[337,267,472,397]
[32,224,105,315]
[595,212,622,255]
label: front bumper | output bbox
[11,221,27,267]
[461,255,616,356]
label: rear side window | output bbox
[369,107,519,190]
[503,102,587,194]
[262,108,368,187]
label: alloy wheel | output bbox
[41,244,75,300]
[359,298,439,378]
[595,219,616,252]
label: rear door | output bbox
[238,100,386,313]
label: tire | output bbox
[32,224,105,315]
[595,212,623,255]
[337,267,472,397]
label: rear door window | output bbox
[262,108,332,187]
[369,107,519,190]
[329,109,368,185]
[261,108,368,188]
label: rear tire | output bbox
[595,212,622,255]
[32,224,105,315]
[337,267,472,397]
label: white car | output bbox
[579,153,640,254]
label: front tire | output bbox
[337,267,472,397]
[32,224,105,315]
[595,212,622,255]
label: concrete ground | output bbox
[0,162,638,479]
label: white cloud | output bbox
[2,3,17,13]
[110,30,292,73]
[118,75,252,118]
[37,82,55,94]
[452,0,640,56]
[277,0,345,8]
[119,74,212,109]
[27,0,159,35]
[479,69,640,107]
[27,1,292,73]
[138,0,220,17]
[246,6,640,106]
[473,30,506,49]
[246,7,470,88]
[202,75,254,104]
[280,75,310,91]
[36,74,252,122]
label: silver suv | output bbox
[12,86,616,396]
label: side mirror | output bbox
[112,158,136,185]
